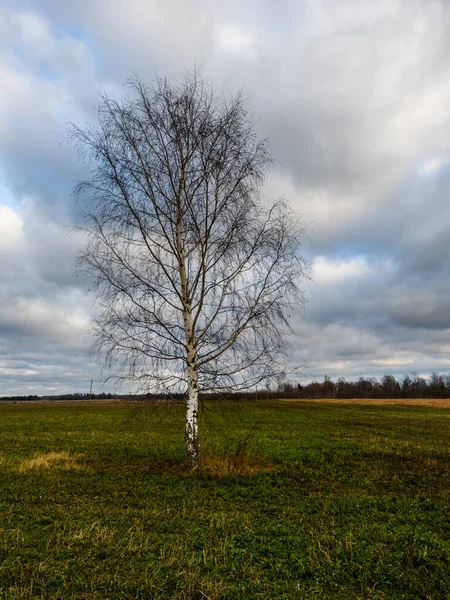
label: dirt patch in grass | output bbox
[19,451,86,473]
[280,398,450,408]
[199,455,278,477]
[83,455,278,478]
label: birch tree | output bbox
[72,72,308,468]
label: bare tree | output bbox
[72,72,308,468]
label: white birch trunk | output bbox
[179,243,200,468]
[176,163,200,468]
[185,349,199,469]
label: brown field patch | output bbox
[199,455,277,477]
[19,451,86,472]
[279,398,450,408]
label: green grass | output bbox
[0,399,450,599]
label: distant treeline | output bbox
[3,373,450,401]
[0,393,117,402]
[272,373,450,400]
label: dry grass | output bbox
[280,398,450,408]
[19,451,85,473]
[0,399,124,406]
[199,454,277,477]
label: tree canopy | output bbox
[72,72,308,466]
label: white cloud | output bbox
[312,256,371,285]
[216,24,257,57]
[0,205,24,251]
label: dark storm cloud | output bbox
[384,291,450,330]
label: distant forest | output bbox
[276,373,450,400]
[2,373,450,401]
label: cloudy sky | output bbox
[1,0,450,395]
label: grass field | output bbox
[0,399,449,599]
